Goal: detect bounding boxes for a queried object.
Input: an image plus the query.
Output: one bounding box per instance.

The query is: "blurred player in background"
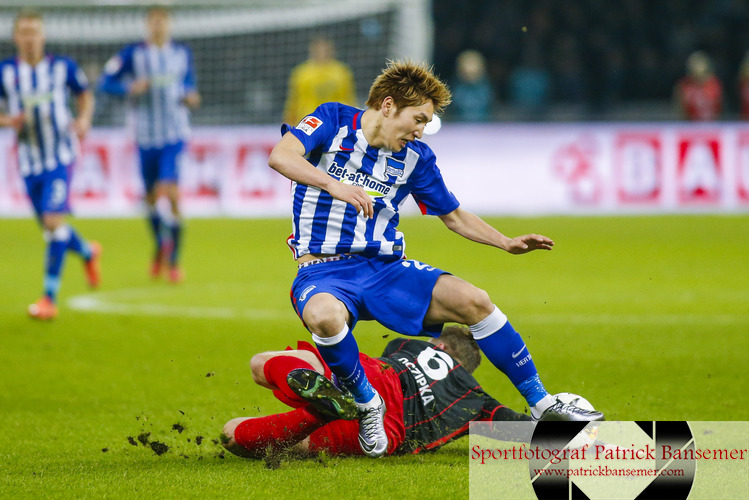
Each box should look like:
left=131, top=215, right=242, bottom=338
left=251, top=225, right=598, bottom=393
left=739, top=51, right=749, bottom=120
left=0, top=10, right=101, bottom=320
left=222, top=326, right=531, bottom=458
left=283, top=36, right=356, bottom=126
left=450, top=49, right=495, bottom=122
left=268, top=60, right=603, bottom=458
left=98, top=6, right=200, bottom=283
left=674, top=50, right=723, bottom=121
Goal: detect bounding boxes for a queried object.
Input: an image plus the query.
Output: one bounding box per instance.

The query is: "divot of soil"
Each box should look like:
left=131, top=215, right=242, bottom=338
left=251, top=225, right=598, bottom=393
left=137, top=432, right=151, bottom=446
left=150, top=441, right=169, bottom=456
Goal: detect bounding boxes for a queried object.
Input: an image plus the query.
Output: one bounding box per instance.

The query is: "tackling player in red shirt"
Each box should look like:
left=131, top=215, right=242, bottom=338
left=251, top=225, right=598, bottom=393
left=222, top=326, right=531, bottom=458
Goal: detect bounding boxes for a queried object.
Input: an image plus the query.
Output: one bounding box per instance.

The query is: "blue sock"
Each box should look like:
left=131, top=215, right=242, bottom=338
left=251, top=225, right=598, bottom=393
left=147, top=207, right=163, bottom=251
left=43, top=226, right=70, bottom=302
left=312, top=325, right=378, bottom=405
left=66, top=225, right=91, bottom=260
left=471, top=305, right=549, bottom=406
left=168, top=219, right=182, bottom=266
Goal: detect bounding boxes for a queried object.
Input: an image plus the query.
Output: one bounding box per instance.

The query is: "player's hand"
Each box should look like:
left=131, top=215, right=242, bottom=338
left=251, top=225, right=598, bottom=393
left=3, top=113, right=25, bottom=133
left=504, top=234, right=554, bottom=254
left=182, top=91, right=201, bottom=109
left=129, top=79, right=150, bottom=96
left=327, top=181, right=374, bottom=218
left=71, top=116, right=91, bottom=140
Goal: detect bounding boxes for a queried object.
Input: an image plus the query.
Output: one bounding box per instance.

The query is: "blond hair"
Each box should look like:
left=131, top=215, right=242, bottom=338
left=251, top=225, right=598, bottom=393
left=436, top=325, right=481, bottom=374
left=14, top=9, right=43, bottom=31
left=366, top=60, right=452, bottom=114
left=147, top=5, right=171, bottom=18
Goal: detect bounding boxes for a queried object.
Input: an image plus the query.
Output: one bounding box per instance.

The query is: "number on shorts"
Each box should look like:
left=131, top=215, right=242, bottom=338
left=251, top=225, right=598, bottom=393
left=50, top=179, right=67, bottom=209
left=401, top=259, right=435, bottom=271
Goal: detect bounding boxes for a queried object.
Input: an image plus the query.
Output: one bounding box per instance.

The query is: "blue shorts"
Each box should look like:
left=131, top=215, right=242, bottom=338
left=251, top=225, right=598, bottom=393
left=24, top=166, right=71, bottom=217
left=139, top=142, right=184, bottom=193
left=290, top=255, right=448, bottom=337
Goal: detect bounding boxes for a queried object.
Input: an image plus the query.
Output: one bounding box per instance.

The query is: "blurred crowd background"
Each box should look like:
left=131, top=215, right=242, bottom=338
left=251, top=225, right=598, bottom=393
left=433, top=0, right=749, bottom=121
left=2, top=0, right=748, bottom=124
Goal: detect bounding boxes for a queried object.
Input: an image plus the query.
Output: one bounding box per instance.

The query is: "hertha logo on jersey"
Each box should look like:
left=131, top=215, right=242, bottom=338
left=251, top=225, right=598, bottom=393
left=297, top=116, right=323, bottom=135
left=385, top=157, right=405, bottom=181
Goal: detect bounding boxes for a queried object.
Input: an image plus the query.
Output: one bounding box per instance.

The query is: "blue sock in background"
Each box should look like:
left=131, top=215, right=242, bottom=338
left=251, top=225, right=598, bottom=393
left=169, top=219, right=182, bottom=266
left=66, top=225, right=91, bottom=260
left=44, top=226, right=70, bottom=301
left=147, top=207, right=163, bottom=251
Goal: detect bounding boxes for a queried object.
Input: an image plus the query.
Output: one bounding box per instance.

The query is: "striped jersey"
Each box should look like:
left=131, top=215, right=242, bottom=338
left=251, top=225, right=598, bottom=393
left=284, top=102, right=460, bottom=259
left=0, top=55, right=88, bottom=177
left=379, top=339, right=531, bottom=454
left=98, top=41, right=196, bottom=148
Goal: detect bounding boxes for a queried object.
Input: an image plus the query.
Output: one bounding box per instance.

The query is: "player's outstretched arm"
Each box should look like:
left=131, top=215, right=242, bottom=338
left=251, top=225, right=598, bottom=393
left=438, top=207, right=554, bottom=254
left=72, top=90, right=94, bottom=139
left=268, top=133, right=373, bottom=218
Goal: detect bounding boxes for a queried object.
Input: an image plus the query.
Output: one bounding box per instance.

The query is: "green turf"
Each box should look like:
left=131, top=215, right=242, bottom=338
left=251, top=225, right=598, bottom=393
left=1, top=215, right=747, bottom=499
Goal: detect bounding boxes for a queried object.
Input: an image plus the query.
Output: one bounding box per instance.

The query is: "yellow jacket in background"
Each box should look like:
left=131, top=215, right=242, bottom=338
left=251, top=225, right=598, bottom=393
left=284, top=60, right=357, bottom=125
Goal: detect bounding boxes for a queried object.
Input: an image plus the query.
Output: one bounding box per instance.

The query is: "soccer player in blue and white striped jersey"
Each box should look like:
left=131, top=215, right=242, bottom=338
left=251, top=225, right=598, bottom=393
left=98, top=6, right=200, bottom=283
left=269, top=61, right=603, bottom=457
left=0, top=10, right=101, bottom=320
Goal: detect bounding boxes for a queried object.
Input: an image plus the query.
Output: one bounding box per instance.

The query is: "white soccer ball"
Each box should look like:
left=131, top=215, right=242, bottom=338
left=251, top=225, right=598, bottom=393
left=554, top=392, right=595, bottom=411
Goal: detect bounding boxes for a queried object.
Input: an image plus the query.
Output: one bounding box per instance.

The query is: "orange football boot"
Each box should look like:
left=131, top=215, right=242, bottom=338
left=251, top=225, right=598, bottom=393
left=28, top=296, right=58, bottom=321
left=168, top=265, right=184, bottom=284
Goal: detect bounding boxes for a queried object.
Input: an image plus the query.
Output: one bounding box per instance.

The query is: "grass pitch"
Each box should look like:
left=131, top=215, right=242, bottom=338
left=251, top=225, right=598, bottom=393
left=1, top=214, right=747, bottom=499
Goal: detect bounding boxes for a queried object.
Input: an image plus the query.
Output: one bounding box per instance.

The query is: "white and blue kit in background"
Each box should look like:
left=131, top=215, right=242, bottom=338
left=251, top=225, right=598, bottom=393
left=98, top=40, right=197, bottom=269
left=0, top=54, right=94, bottom=303
left=0, top=55, right=88, bottom=215
left=98, top=40, right=197, bottom=189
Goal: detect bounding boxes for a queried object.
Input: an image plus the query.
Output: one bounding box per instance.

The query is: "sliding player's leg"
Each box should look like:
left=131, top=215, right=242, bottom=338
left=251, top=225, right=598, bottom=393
left=298, top=350, right=405, bottom=456
left=250, top=346, right=328, bottom=408
left=224, top=345, right=349, bottom=458
left=224, top=346, right=405, bottom=458
left=297, top=292, right=387, bottom=457
left=222, top=409, right=326, bottom=458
